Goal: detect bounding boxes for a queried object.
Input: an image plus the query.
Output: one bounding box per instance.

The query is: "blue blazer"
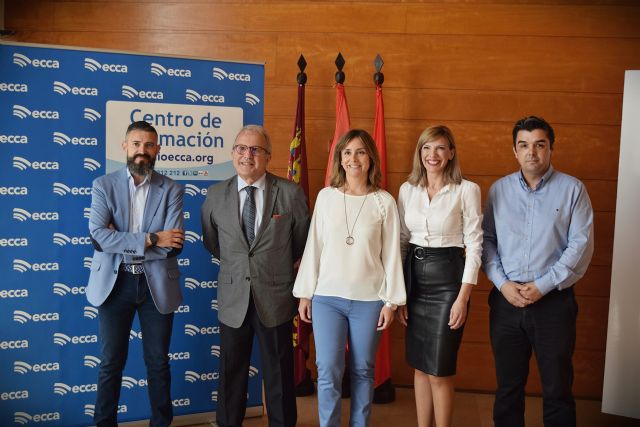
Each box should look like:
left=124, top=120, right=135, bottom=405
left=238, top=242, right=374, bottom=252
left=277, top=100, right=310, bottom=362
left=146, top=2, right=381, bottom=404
left=86, top=167, right=184, bottom=314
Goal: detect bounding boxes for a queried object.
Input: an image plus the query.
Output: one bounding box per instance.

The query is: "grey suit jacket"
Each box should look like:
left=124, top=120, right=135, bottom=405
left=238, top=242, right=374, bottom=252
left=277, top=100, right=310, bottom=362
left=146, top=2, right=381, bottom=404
left=86, top=167, right=184, bottom=314
left=201, top=172, right=310, bottom=328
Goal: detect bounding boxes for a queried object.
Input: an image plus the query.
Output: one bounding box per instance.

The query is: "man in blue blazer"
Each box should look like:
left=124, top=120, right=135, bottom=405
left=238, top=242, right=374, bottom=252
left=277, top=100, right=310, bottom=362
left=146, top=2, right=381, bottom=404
left=201, top=125, right=309, bottom=427
left=87, top=121, right=185, bottom=427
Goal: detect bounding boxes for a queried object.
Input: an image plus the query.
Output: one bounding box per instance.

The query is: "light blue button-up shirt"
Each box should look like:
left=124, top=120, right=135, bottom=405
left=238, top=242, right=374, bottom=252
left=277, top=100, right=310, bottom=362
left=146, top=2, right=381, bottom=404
left=482, top=166, right=594, bottom=296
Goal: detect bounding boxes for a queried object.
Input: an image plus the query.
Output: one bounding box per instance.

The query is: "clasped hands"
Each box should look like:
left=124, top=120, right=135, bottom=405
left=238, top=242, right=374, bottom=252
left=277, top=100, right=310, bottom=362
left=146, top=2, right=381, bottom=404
left=500, top=281, right=543, bottom=307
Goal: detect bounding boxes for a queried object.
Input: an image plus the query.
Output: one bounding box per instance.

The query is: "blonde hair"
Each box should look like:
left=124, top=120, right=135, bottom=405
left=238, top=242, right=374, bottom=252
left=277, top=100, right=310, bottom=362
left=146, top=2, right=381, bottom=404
left=407, top=125, right=462, bottom=187
left=329, top=129, right=381, bottom=191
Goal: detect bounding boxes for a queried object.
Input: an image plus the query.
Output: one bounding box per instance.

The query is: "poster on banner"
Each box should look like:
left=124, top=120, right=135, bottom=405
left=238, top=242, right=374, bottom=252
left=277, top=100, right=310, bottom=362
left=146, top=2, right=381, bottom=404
left=0, top=41, right=264, bottom=427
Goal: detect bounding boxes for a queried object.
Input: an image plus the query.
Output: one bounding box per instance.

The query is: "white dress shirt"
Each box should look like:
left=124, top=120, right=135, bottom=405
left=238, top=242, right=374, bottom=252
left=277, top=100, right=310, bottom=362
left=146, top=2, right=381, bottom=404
left=398, top=179, right=483, bottom=285
left=237, top=174, right=266, bottom=233
left=126, top=169, right=150, bottom=264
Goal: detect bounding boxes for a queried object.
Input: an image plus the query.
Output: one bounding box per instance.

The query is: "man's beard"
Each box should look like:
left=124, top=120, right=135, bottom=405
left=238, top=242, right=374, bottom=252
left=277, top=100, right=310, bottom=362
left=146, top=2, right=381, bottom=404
left=127, top=154, right=155, bottom=176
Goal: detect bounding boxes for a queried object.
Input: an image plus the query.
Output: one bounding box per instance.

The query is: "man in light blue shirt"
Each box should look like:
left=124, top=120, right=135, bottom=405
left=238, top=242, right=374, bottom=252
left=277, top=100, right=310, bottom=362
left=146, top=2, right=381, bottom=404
left=482, top=116, right=594, bottom=427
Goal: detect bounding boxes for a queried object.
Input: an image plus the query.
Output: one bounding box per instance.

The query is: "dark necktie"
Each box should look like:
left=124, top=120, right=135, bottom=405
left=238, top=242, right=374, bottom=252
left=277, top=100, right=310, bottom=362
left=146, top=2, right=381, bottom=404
left=242, top=186, right=256, bottom=245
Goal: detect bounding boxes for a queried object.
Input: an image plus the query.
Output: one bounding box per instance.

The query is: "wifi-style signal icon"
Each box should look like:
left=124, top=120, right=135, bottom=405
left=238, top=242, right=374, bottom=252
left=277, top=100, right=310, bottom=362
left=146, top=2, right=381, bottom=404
left=13, top=310, right=31, bottom=324
left=210, top=345, right=221, bottom=357
left=211, top=391, right=218, bottom=402
left=248, top=366, right=259, bottom=378
left=84, top=355, right=101, bottom=368
left=184, top=231, right=201, bottom=243
left=53, top=131, right=70, bottom=146
left=211, top=299, right=219, bottom=311
left=12, top=156, right=30, bottom=170
left=121, top=376, right=137, bottom=389
left=53, top=182, right=71, bottom=196
left=13, top=53, right=31, bottom=67
left=14, top=412, right=32, bottom=425
left=212, top=67, right=228, bottom=80
left=83, top=257, right=93, bottom=269
left=83, top=157, right=101, bottom=171
left=84, top=57, right=101, bottom=71
left=13, top=259, right=30, bottom=273
left=83, top=108, right=101, bottom=122
left=184, top=184, right=201, bottom=196
left=53, top=382, right=72, bottom=395
left=184, top=278, right=199, bottom=290
left=129, top=329, right=142, bottom=340
left=13, top=208, right=30, bottom=222
left=84, top=404, right=96, bottom=417
left=83, top=306, right=98, bottom=319
left=53, top=282, right=71, bottom=296
left=121, top=85, right=138, bottom=99
left=184, top=371, right=199, bottom=383
left=211, top=256, right=220, bottom=266
left=13, top=361, right=31, bottom=374
left=184, top=324, right=199, bottom=336
left=53, top=233, right=71, bottom=246
left=53, top=81, right=71, bottom=95
left=185, top=89, right=201, bottom=103
left=53, top=332, right=72, bottom=346
left=245, top=93, right=260, bottom=106
left=83, top=207, right=91, bottom=219
left=12, top=105, right=30, bottom=119
left=150, top=62, right=167, bottom=76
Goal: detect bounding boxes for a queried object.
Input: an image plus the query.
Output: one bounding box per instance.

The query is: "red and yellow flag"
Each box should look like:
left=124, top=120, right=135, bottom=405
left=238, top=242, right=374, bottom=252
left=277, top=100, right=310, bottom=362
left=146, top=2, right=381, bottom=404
left=324, top=83, right=351, bottom=186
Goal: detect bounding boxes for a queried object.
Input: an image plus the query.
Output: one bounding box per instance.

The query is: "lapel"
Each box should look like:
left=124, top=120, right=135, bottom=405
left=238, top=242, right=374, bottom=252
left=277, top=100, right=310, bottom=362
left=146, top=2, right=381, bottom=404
left=115, top=168, right=131, bottom=231
left=226, top=176, right=249, bottom=249
left=142, top=171, right=164, bottom=232
left=251, top=173, right=278, bottom=248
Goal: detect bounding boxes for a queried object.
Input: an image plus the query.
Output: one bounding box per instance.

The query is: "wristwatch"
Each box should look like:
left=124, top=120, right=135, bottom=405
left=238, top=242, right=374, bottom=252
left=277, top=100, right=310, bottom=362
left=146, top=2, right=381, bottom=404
left=149, top=232, right=158, bottom=247
left=384, top=301, right=397, bottom=311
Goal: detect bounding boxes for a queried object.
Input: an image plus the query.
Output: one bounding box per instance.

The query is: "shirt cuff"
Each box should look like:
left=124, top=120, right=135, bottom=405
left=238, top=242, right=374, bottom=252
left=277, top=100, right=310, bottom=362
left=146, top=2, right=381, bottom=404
left=533, top=274, right=556, bottom=296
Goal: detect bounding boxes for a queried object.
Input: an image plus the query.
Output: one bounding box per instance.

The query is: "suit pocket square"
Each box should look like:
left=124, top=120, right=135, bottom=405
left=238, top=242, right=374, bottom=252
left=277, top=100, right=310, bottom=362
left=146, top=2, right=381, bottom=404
left=272, top=213, right=289, bottom=219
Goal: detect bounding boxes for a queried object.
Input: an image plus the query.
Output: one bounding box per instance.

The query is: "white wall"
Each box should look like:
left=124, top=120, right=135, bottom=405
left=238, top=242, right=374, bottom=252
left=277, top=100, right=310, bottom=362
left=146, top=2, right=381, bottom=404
left=602, top=70, right=640, bottom=419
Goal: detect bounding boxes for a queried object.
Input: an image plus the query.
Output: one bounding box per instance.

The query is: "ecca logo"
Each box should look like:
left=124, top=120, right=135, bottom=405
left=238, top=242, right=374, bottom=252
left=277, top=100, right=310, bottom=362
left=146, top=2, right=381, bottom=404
left=14, top=360, right=60, bottom=374
left=53, top=131, right=98, bottom=146
left=184, top=370, right=219, bottom=382
left=0, top=82, right=28, bottom=92
left=13, top=310, right=59, bottom=323
left=53, top=80, right=99, bottom=96
left=122, top=84, right=164, bottom=100
left=52, top=182, right=92, bottom=196
left=14, top=411, right=61, bottom=424
left=84, top=57, right=128, bottom=73
left=0, top=237, right=28, bottom=247
left=13, top=52, right=60, bottom=68
left=53, top=332, right=97, bottom=346
left=212, top=67, right=251, bottom=82
left=185, top=88, right=225, bottom=104
left=13, top=156, right=59, bottom=170
left=184, top=324, right=220, bottom=336
left=0, top=186, right=28, bottom=196
left=13, top=208, right=59, bottom=221
left=150, top=62, right=191, bottom=77
left=0, top=134, right=28, bottom=144
left=13, top=259, right=59, bottom=273
left=13, top=104, right=60, bottom=120
left=52, top=232, right=91, bottom=246
left=1, top=390, right=29, bottom=400
left=53, top=282, right=86, bottom=296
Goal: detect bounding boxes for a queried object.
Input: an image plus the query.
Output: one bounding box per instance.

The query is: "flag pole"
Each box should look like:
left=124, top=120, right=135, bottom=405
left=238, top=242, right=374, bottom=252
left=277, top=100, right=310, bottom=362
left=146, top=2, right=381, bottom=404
left=288, top=54, right=314, bottom=397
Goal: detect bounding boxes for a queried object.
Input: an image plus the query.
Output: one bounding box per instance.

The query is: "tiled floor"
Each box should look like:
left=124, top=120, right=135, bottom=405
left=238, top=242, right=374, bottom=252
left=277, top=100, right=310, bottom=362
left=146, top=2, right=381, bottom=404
left=182, top=386, right=640, bottom=426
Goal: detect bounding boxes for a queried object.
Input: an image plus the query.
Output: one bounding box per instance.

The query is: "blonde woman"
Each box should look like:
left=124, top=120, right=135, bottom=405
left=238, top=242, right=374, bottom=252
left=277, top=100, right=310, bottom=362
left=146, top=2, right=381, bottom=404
left=397, top=125, right=483, bottom=427
left=293, top=129, right=406, bottom=427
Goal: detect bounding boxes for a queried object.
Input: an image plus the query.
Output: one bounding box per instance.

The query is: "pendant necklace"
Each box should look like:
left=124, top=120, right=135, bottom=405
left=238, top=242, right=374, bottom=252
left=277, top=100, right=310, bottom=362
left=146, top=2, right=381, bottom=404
left=343, top=187, right=368, bottom=245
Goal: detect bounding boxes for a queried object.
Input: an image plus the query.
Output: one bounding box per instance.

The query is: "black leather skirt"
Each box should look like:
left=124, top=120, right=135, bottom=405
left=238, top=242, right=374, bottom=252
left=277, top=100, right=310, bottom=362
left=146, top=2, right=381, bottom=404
left=405, top=244, right=466, bottom=376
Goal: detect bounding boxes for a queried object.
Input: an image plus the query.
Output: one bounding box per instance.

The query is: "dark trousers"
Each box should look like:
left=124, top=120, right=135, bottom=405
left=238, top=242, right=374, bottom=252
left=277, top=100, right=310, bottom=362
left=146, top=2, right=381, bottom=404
left=489, top=287, right=578, bottom=427
left=94, top=271, right=174, bottom=427
left=216, top=298, right=297, bottom=427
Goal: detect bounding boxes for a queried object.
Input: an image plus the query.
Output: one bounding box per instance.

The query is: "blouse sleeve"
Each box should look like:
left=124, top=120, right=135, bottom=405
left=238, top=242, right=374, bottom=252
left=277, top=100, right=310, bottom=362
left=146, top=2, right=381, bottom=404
left=292, top=189, right=325, bottom=299
left=397, top=182, right=411, bottom=263
left=461, top=181, right=484, bottom=285
left=377, top=192, right=407, bottom=306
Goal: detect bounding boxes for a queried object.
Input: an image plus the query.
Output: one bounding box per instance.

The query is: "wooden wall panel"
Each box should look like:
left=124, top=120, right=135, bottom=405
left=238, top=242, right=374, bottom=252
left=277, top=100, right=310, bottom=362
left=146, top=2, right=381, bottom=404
left=5, top=0, right=635, bottom=400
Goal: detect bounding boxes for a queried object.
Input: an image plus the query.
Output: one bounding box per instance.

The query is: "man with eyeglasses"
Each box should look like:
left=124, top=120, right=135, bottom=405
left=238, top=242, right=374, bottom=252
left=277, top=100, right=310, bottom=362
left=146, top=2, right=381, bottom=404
left=201, top=125, right=310, bottom=427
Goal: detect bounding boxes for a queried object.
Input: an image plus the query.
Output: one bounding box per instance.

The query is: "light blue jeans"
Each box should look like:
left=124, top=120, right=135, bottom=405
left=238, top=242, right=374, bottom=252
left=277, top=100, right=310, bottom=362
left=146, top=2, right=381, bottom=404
left=312, top=295, right=383, bottom=427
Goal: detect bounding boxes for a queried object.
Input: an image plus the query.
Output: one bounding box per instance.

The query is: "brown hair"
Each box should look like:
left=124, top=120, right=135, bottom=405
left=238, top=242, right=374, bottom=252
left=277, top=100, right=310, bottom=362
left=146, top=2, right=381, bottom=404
left=329, top=129, right=381, bottom=191
left=407, top=125, right=462, bottom=187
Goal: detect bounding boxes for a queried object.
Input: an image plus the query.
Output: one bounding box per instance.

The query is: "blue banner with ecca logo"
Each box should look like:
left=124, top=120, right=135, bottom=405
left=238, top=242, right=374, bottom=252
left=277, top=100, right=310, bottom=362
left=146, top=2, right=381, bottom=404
left=0, top=41, right=265, bottom=426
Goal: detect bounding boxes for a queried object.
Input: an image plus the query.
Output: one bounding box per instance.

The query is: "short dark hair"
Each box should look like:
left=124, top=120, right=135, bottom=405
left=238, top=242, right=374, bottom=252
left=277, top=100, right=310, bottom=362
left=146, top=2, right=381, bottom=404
left=512, top=116, right=555, bottom=149
left=126, top=121, right=158, bottom=137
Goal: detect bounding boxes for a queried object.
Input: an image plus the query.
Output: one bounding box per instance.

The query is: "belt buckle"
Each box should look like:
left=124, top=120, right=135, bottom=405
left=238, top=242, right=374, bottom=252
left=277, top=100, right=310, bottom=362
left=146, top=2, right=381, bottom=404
left=414, top=247, right=426, bottom=260
left=123, top=264, right=144, bottom=275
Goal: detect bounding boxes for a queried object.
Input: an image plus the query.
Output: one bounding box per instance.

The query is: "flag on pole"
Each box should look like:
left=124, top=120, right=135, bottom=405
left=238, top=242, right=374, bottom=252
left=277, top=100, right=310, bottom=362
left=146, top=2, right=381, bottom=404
left=287, top=82, right=313, bottom=391
left=324, top=83, right=351, bottom=186
left=372, top=82, right=393, bottom=390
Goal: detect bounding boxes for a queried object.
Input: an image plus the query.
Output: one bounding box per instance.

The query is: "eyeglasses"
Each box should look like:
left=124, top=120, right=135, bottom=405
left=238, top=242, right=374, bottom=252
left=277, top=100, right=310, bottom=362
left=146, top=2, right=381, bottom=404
left=232, top=144, right=270, bottom=157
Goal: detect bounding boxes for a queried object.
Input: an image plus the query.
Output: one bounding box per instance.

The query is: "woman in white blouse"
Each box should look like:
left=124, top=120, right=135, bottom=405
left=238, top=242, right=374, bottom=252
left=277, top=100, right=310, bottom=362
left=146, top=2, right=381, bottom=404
left=293, top=129, right=406, bottom=427
left=397, top=125, right=483, bottom=427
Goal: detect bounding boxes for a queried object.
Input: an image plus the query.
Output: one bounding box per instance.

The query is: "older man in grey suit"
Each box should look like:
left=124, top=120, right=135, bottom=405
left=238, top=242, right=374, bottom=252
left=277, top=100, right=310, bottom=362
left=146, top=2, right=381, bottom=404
left=87, top=121, right=185, bottom=427
left=201, top=125, right=310, bottom=427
